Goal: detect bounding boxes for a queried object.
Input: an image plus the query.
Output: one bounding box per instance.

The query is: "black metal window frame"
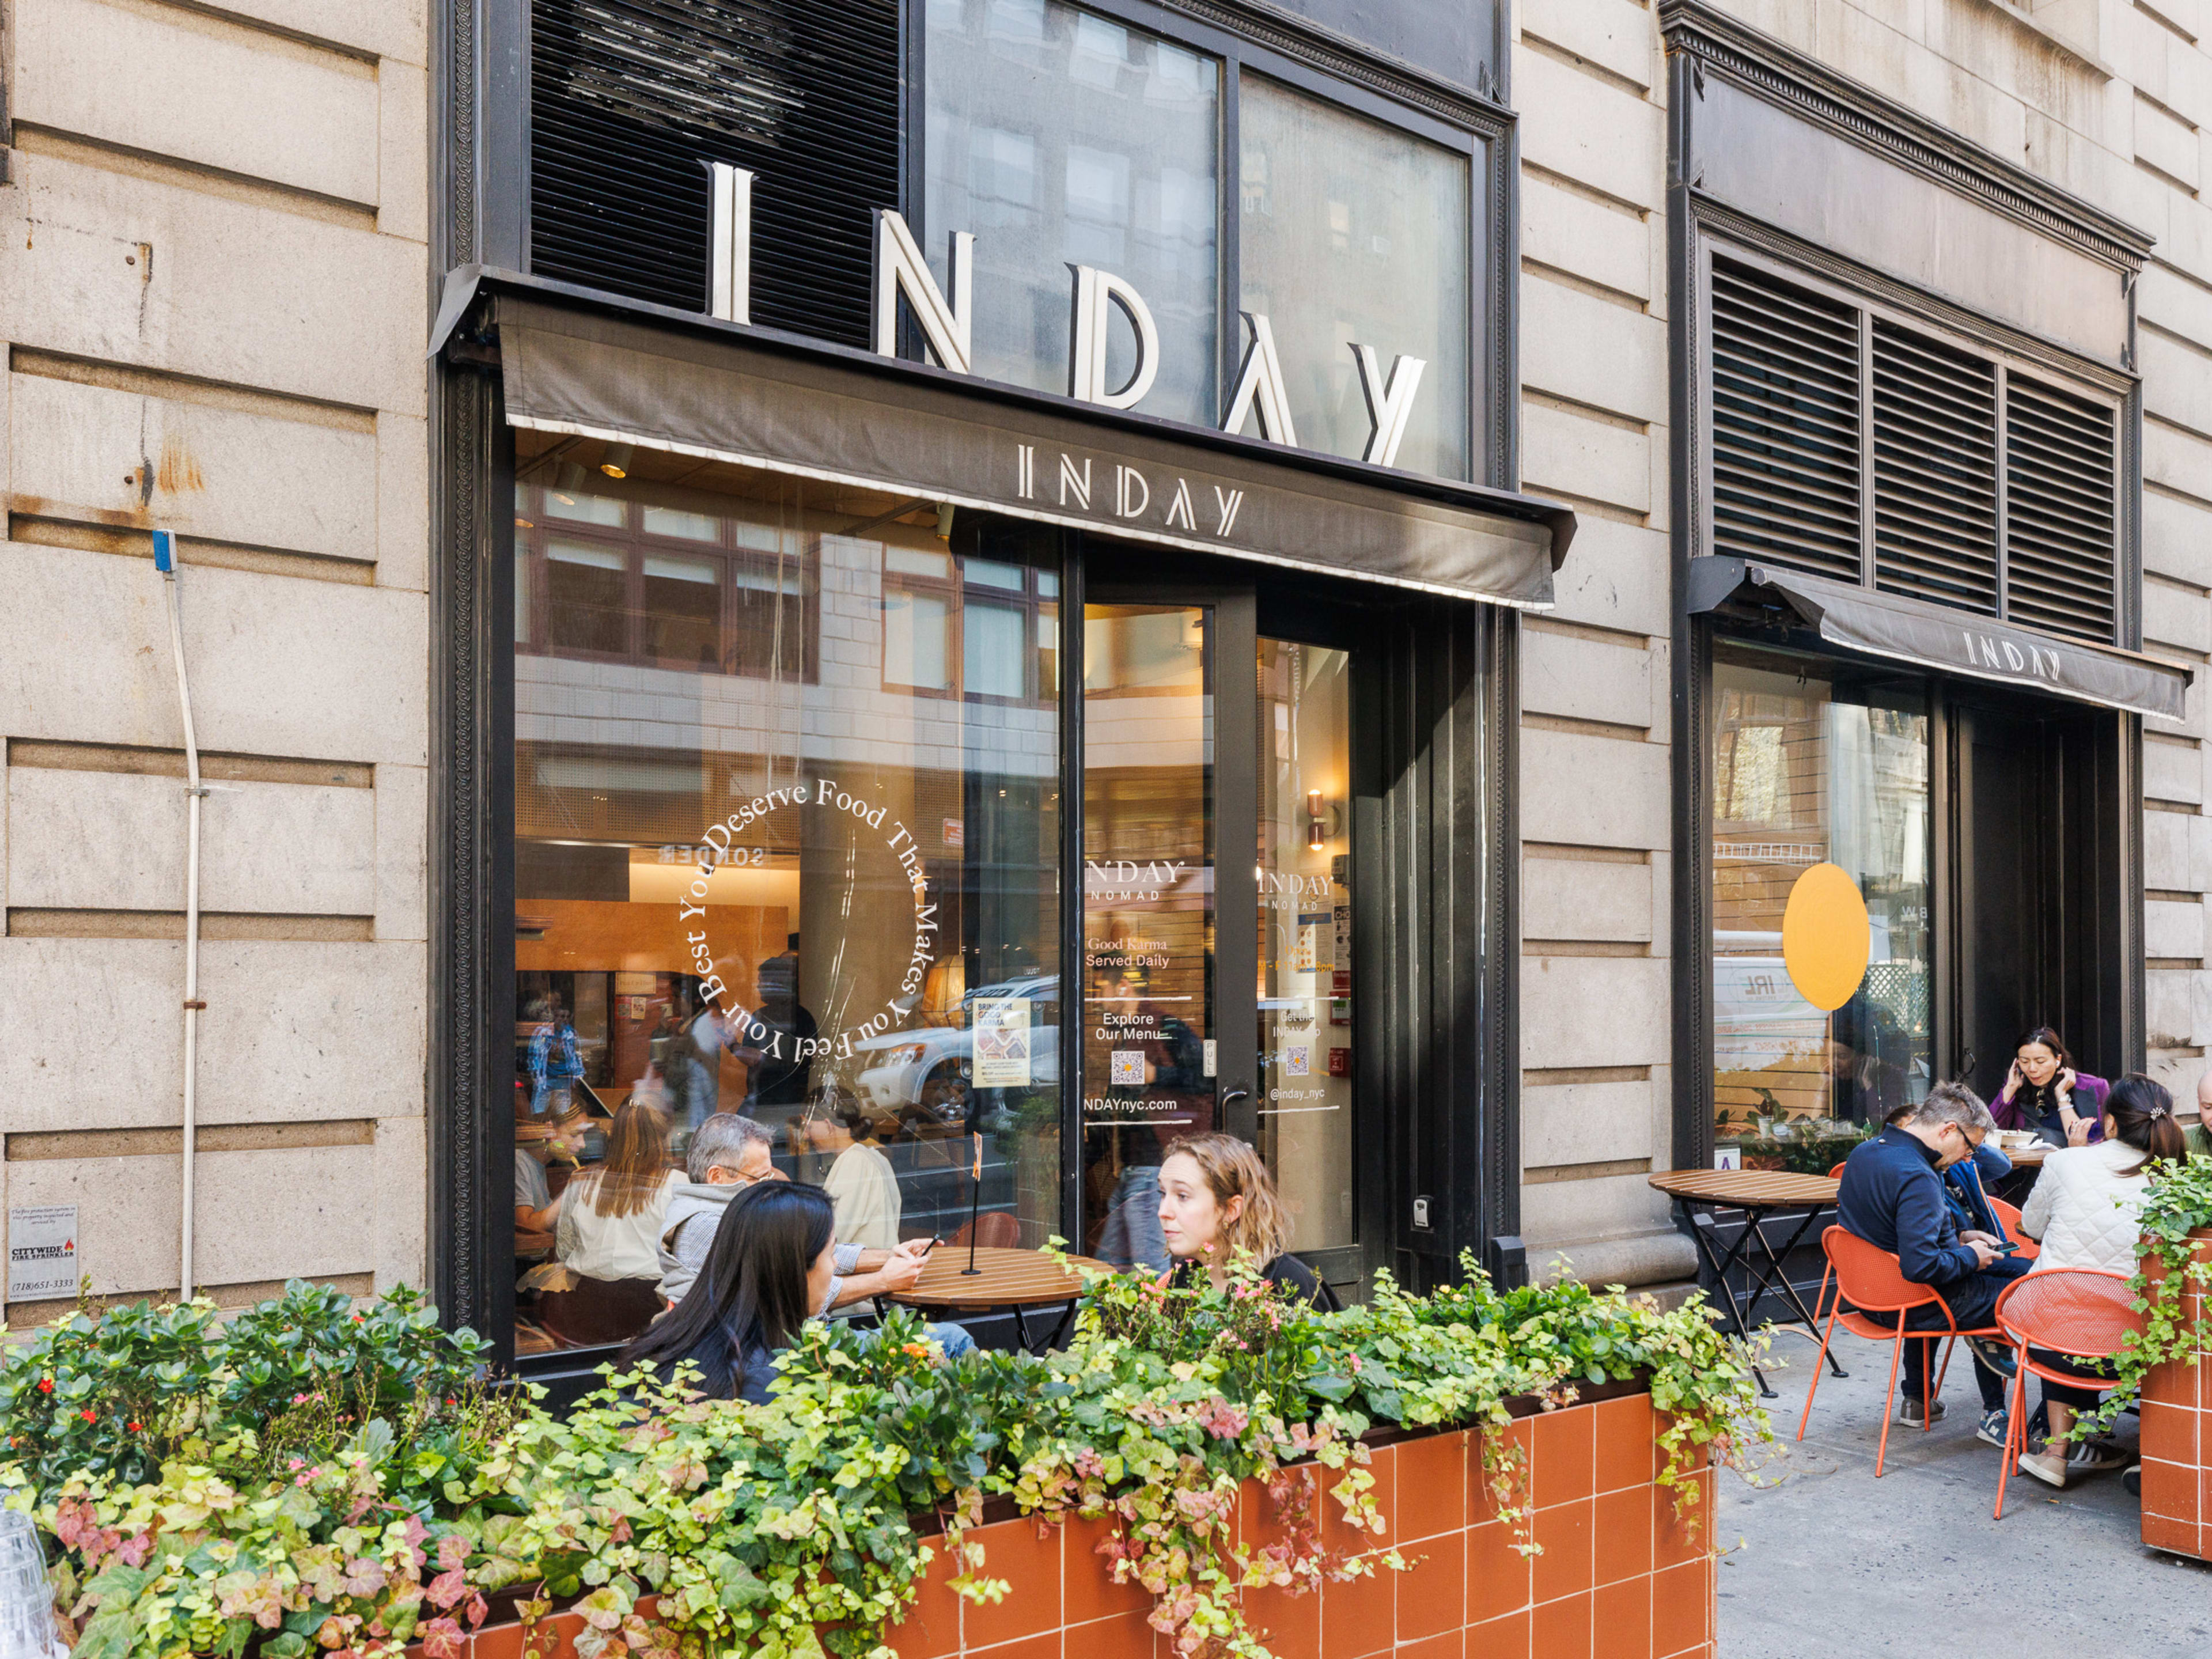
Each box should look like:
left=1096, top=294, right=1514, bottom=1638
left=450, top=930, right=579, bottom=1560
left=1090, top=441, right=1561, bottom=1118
left=505, top=0, right=1520, bottom=490
left=1692, top=233, right=2134, bottom=646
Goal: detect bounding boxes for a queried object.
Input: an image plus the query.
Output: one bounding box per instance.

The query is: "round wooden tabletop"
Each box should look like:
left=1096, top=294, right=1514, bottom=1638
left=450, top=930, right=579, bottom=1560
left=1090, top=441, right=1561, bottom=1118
left=886, top=1245, right=1114, bottom=1310
left=1647, top=1168, right=1841, bottom=1207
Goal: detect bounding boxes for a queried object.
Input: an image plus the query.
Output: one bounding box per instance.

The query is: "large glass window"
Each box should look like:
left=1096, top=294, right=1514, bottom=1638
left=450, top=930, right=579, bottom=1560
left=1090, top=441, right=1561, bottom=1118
left=1238, top=77, right=1471, bottom=480
left=511, top=441, right=1060, bottom=1359
left=1710, top=642, right=1931, bottom=1156
left=926, top=0, right=1220, bottom=426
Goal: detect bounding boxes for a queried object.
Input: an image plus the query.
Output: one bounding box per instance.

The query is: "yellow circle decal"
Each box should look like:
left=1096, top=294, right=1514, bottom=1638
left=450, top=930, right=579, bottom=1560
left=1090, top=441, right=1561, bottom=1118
left=1781, top=862, right=1872, bottom=1013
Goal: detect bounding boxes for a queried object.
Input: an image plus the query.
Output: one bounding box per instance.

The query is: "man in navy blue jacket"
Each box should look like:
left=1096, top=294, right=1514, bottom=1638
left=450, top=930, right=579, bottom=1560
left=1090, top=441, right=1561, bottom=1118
left=1837, top=1082, right=2032, bottom=1445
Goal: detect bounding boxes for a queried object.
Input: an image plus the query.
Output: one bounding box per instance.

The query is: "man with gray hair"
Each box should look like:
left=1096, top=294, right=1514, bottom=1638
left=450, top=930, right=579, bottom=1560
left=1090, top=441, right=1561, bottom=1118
left=1835, top=1081, right=2032, bottom=1447
left=657, top=1113, right=929, bottom=1310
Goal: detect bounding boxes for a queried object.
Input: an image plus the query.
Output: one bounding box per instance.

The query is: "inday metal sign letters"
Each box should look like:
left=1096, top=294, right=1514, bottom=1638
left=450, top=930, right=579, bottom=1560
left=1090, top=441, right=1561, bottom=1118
left=702, top=160, right=1429, bottom=468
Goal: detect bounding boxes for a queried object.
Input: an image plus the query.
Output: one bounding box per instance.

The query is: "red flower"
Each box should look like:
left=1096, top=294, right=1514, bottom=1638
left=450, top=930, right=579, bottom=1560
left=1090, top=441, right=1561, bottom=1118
left=78, top=1410, right=96, bottom=1423
left=35, top=1379, right=52, bottom=1395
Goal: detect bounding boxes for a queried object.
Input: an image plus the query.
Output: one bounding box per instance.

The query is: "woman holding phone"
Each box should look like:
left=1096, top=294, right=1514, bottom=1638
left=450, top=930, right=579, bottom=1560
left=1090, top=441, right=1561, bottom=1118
left=1991, top=1027, right=2108, bottom=1146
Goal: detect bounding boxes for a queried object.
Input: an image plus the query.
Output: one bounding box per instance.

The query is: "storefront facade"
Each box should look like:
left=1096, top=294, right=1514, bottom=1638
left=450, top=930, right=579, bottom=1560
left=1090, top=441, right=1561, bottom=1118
left=430, top=0, right=1566, bottom=1373
left=1660, top=5, right=2188, bottom=1177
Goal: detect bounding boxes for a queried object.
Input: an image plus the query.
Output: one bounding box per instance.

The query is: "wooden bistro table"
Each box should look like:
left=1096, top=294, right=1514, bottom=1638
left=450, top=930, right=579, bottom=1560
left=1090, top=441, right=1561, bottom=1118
left=885, top=1245, right=1112, bottom=1353
left=1647, top=1167, right=1848, bottom=1399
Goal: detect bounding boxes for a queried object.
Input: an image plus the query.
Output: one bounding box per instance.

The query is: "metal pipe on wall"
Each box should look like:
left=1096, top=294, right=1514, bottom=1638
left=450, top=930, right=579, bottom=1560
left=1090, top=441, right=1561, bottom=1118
left=154, top=530, right=203, bottom=1301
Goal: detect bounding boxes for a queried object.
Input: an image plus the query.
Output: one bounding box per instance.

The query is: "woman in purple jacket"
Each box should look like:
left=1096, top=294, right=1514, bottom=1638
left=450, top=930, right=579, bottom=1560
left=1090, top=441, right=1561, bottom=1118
left=1991, top=1026, right=2108, bottom=1146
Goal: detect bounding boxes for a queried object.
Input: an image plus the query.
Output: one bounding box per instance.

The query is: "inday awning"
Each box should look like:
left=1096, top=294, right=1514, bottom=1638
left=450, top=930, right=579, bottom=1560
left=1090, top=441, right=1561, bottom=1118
left=1688, top=556, right=2191, bottom=720
left=474, top=282, right=1573, bottom=608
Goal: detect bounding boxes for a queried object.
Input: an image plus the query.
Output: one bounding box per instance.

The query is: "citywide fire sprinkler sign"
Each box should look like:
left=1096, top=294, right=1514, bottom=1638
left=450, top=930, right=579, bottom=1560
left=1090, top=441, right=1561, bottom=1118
left=9, top=1205, right=78, bottom=1302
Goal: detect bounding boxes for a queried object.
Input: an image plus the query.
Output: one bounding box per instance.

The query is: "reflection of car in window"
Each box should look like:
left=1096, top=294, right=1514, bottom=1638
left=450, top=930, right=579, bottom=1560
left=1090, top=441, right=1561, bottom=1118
left=853, top=976, right=1060, bottom=1120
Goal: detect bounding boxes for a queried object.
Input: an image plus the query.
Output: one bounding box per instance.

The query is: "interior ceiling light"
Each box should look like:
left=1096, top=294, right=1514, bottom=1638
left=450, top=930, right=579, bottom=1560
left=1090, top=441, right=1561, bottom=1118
left=552, top=459, right=588, bottom=502
left=935, top=501, right=956, bottom=541
left=600, top=441, right=635, bottom=479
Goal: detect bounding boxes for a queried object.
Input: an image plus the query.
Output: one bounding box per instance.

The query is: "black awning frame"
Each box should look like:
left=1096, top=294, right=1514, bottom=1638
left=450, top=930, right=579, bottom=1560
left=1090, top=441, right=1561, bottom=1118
left=1688, top=556, right=2191, bottom=721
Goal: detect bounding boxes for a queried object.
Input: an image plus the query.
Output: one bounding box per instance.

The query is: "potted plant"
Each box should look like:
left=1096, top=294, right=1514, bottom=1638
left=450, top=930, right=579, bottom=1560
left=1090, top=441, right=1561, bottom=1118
left=2118, top=1156, right=2212, bottom=1560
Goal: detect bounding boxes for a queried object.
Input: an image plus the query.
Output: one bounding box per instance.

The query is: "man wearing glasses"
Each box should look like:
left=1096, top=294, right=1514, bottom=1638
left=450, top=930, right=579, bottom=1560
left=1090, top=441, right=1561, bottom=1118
left=1835, top=1082, right=2033, bottom=1450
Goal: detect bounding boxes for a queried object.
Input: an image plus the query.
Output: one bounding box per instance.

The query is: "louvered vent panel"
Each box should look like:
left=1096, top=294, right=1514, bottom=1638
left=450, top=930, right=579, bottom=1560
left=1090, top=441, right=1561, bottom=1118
left=2005, top=376, right=2117, bottom=644
left=529, top=0, right=899, bottom=349
left=1709, top=260, right=1864, bottom=582
left=1871, top=319, right=1999, bottom=614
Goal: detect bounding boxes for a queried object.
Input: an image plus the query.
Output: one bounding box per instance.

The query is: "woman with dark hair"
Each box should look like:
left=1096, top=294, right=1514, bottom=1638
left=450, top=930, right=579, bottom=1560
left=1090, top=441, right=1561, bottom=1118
left=623, top=1181, right=838, bottom=1403
left=1991, top=1026, right=2109, bottom=1146
left=2012, top=1074, right=2188, bottom=1488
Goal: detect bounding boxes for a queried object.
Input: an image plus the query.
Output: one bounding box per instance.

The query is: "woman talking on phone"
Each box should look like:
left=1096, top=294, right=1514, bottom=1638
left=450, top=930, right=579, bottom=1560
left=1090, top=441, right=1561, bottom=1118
left=1991, top=1026, right=2109, bottom=1147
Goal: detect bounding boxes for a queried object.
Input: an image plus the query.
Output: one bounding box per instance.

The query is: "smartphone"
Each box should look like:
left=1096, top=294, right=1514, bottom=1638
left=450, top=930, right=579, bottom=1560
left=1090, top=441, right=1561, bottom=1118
left=918, top=1237, right=941, bottom=1255
left=1990, top=1238, right=2020, bottom=1256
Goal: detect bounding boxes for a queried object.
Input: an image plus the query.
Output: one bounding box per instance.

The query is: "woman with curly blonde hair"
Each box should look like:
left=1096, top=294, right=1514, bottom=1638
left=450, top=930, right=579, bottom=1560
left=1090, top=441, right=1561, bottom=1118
left=1156, top=1132, right=1337, bottom=1309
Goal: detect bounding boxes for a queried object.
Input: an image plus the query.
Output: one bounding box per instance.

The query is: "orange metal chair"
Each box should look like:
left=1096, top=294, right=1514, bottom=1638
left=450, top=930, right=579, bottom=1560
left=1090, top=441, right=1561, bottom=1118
left=1991, top=1268, right=2145, bottom=1520
left=1987, top=1198, right=2040, bottom=1263
left=1805, top=1163, right=1855, bottom=1328
left=1797, top=1226, right=2003, bottom=1475
left=950, top=1211, right=1021, bottom=1249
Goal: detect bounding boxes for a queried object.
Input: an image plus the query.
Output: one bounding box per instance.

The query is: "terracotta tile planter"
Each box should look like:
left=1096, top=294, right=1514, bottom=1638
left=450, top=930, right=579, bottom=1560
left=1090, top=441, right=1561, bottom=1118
left=2138, top=1231, right=2212, bottom=1562
left=418, top=1388, right=1714, bottom=1659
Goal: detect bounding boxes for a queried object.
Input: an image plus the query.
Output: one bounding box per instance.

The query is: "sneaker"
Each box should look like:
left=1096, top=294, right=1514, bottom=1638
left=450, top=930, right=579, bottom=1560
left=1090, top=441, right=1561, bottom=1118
left=2017, top=1448, right=2069, bottom=1488
left=2124, top=1464, right=2142, bottom=1497
left=1976, top=1408, right=2010, bottom=1449
left=2063, top=1438, right=2130, bottom=1474
left=1967, top=1336, right=2018, bottom=1378
left=1899, top=1394, right=1946, bottom=1425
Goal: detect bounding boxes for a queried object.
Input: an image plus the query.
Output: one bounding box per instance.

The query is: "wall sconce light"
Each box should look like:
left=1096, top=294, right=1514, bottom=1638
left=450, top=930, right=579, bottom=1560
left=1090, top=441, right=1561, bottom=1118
left=935, top=501, right=956, bottom=541
left=1306, top=789, right=1326, bottom=851
left=600, top=441, right=635, bottom=479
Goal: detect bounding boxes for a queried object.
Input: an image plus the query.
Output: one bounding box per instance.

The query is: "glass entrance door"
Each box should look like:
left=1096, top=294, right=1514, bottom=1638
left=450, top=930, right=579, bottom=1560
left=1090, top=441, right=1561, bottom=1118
left=1080, top=582, right=1359, bottom=1279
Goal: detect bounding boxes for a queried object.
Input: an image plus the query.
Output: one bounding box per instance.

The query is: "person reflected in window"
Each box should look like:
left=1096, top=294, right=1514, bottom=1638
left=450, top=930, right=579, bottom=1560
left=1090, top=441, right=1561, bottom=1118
left=540, top=1099, right=681, bottom=1347
left=661, top=982, right=724, bottom=1134
left=735, top=940, right=819, bottom=1109
left=1094, top=1125, right=1168, bottom=1271
left=1991, top=1027, right=2108, bottom=1146
left=1156, top=1132, right=1338, bottom=1310
left=526, top=994, right=585, bottom=1119
left=809, top=1089, right=903, bottom=1251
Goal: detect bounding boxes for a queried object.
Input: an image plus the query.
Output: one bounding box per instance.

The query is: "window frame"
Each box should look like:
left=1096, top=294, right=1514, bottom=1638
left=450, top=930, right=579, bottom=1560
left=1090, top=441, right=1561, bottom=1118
left=905, top=0, right=1507, bottom=486
left=878, top=537, right=1061, bottom=705
left=514, top=481, right=822, bottom=683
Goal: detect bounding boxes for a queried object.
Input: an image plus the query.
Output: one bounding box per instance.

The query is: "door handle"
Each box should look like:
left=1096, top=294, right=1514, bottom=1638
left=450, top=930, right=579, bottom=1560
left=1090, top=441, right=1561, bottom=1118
left=1222, top=1088, right=1250, bottom=1108
left=1959, top=1048, right=1977, bottom=1082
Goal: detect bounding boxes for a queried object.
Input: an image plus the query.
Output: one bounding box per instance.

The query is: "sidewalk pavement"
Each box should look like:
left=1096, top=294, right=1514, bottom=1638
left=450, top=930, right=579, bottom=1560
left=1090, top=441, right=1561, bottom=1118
left=1715, top=1323, right=2212, bottom=1658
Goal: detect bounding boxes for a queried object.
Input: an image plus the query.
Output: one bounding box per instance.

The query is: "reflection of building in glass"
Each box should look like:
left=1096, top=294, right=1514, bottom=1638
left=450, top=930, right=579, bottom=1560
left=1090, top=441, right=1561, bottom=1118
left=1710, top=645, right=1931, bottom=1143
left=509, top=455, right=1062, bottom=1354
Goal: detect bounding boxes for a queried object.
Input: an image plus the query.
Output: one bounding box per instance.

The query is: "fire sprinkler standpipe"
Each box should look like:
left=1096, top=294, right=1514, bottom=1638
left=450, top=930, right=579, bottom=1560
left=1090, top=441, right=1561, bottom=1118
left=154, top=530, right=204, bottom=1301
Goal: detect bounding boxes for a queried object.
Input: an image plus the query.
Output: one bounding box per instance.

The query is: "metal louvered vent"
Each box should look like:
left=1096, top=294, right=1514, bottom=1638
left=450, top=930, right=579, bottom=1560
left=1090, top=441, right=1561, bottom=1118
left=528, top=0, right=899, bottom=348
left=1709, top=259, right=1864, bottom=582
left=2006, top=376, right=2117, bottom=643
left=1872, top=319, right=1999, bottom=615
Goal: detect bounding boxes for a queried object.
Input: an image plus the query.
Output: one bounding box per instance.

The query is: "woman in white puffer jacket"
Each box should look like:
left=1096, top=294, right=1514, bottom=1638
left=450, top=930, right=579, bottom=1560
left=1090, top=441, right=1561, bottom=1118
left=2013, top=1074, right=2187, bottom=1487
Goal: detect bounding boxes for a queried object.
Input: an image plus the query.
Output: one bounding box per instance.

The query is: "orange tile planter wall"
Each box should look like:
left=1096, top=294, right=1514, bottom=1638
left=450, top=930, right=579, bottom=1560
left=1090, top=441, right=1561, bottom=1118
left=416, top=1390, right=1713, bottom=1659
left=2138, top=1232, right=2212, bottom=1562
left=885, top=1389, right=1712, bottom=1659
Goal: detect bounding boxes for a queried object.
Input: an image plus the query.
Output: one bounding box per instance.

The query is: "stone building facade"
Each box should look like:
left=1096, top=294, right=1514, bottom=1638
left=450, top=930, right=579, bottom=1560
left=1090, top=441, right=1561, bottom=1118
left=0, top=0, right=2203, bottom=1323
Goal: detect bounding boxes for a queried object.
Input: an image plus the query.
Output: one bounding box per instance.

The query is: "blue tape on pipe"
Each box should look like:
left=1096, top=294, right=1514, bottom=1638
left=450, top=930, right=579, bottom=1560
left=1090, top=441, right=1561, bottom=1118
left=152, top=529, right=176, bottom=572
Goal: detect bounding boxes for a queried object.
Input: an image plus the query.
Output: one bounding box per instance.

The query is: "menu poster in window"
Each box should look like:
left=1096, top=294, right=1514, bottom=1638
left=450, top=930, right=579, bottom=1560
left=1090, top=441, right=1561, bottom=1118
left=972, top=996, right=1032, bottom=1088
left=9, top=1205, right=78, bottom=1303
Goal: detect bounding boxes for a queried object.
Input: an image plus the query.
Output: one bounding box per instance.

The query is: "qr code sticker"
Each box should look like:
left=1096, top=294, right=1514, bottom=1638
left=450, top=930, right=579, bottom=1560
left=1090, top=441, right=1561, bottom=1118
left=1111, top=1049, right=1144, bottom=1085
left=1285, top=1045, right=1310, bottom=1077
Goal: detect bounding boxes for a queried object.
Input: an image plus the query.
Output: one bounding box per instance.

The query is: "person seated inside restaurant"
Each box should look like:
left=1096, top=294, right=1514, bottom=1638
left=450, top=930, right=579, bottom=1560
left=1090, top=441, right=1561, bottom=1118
left=658, top=1112, right=932, bottom=1313
left=2011, top=1074, right=2187, bottom=1490
left=810, top=1089, right=903, bottom=1251
left=628, top=1181, right=974, bottom=1402
left=1837, top=1082, right=2032, bottom=1445
left=539, top=1099, right=682, bottom=1347
left=1157, top=1132, right=1339, bottom=1309
left=1991, top=1025, right=2108, bottom=1146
